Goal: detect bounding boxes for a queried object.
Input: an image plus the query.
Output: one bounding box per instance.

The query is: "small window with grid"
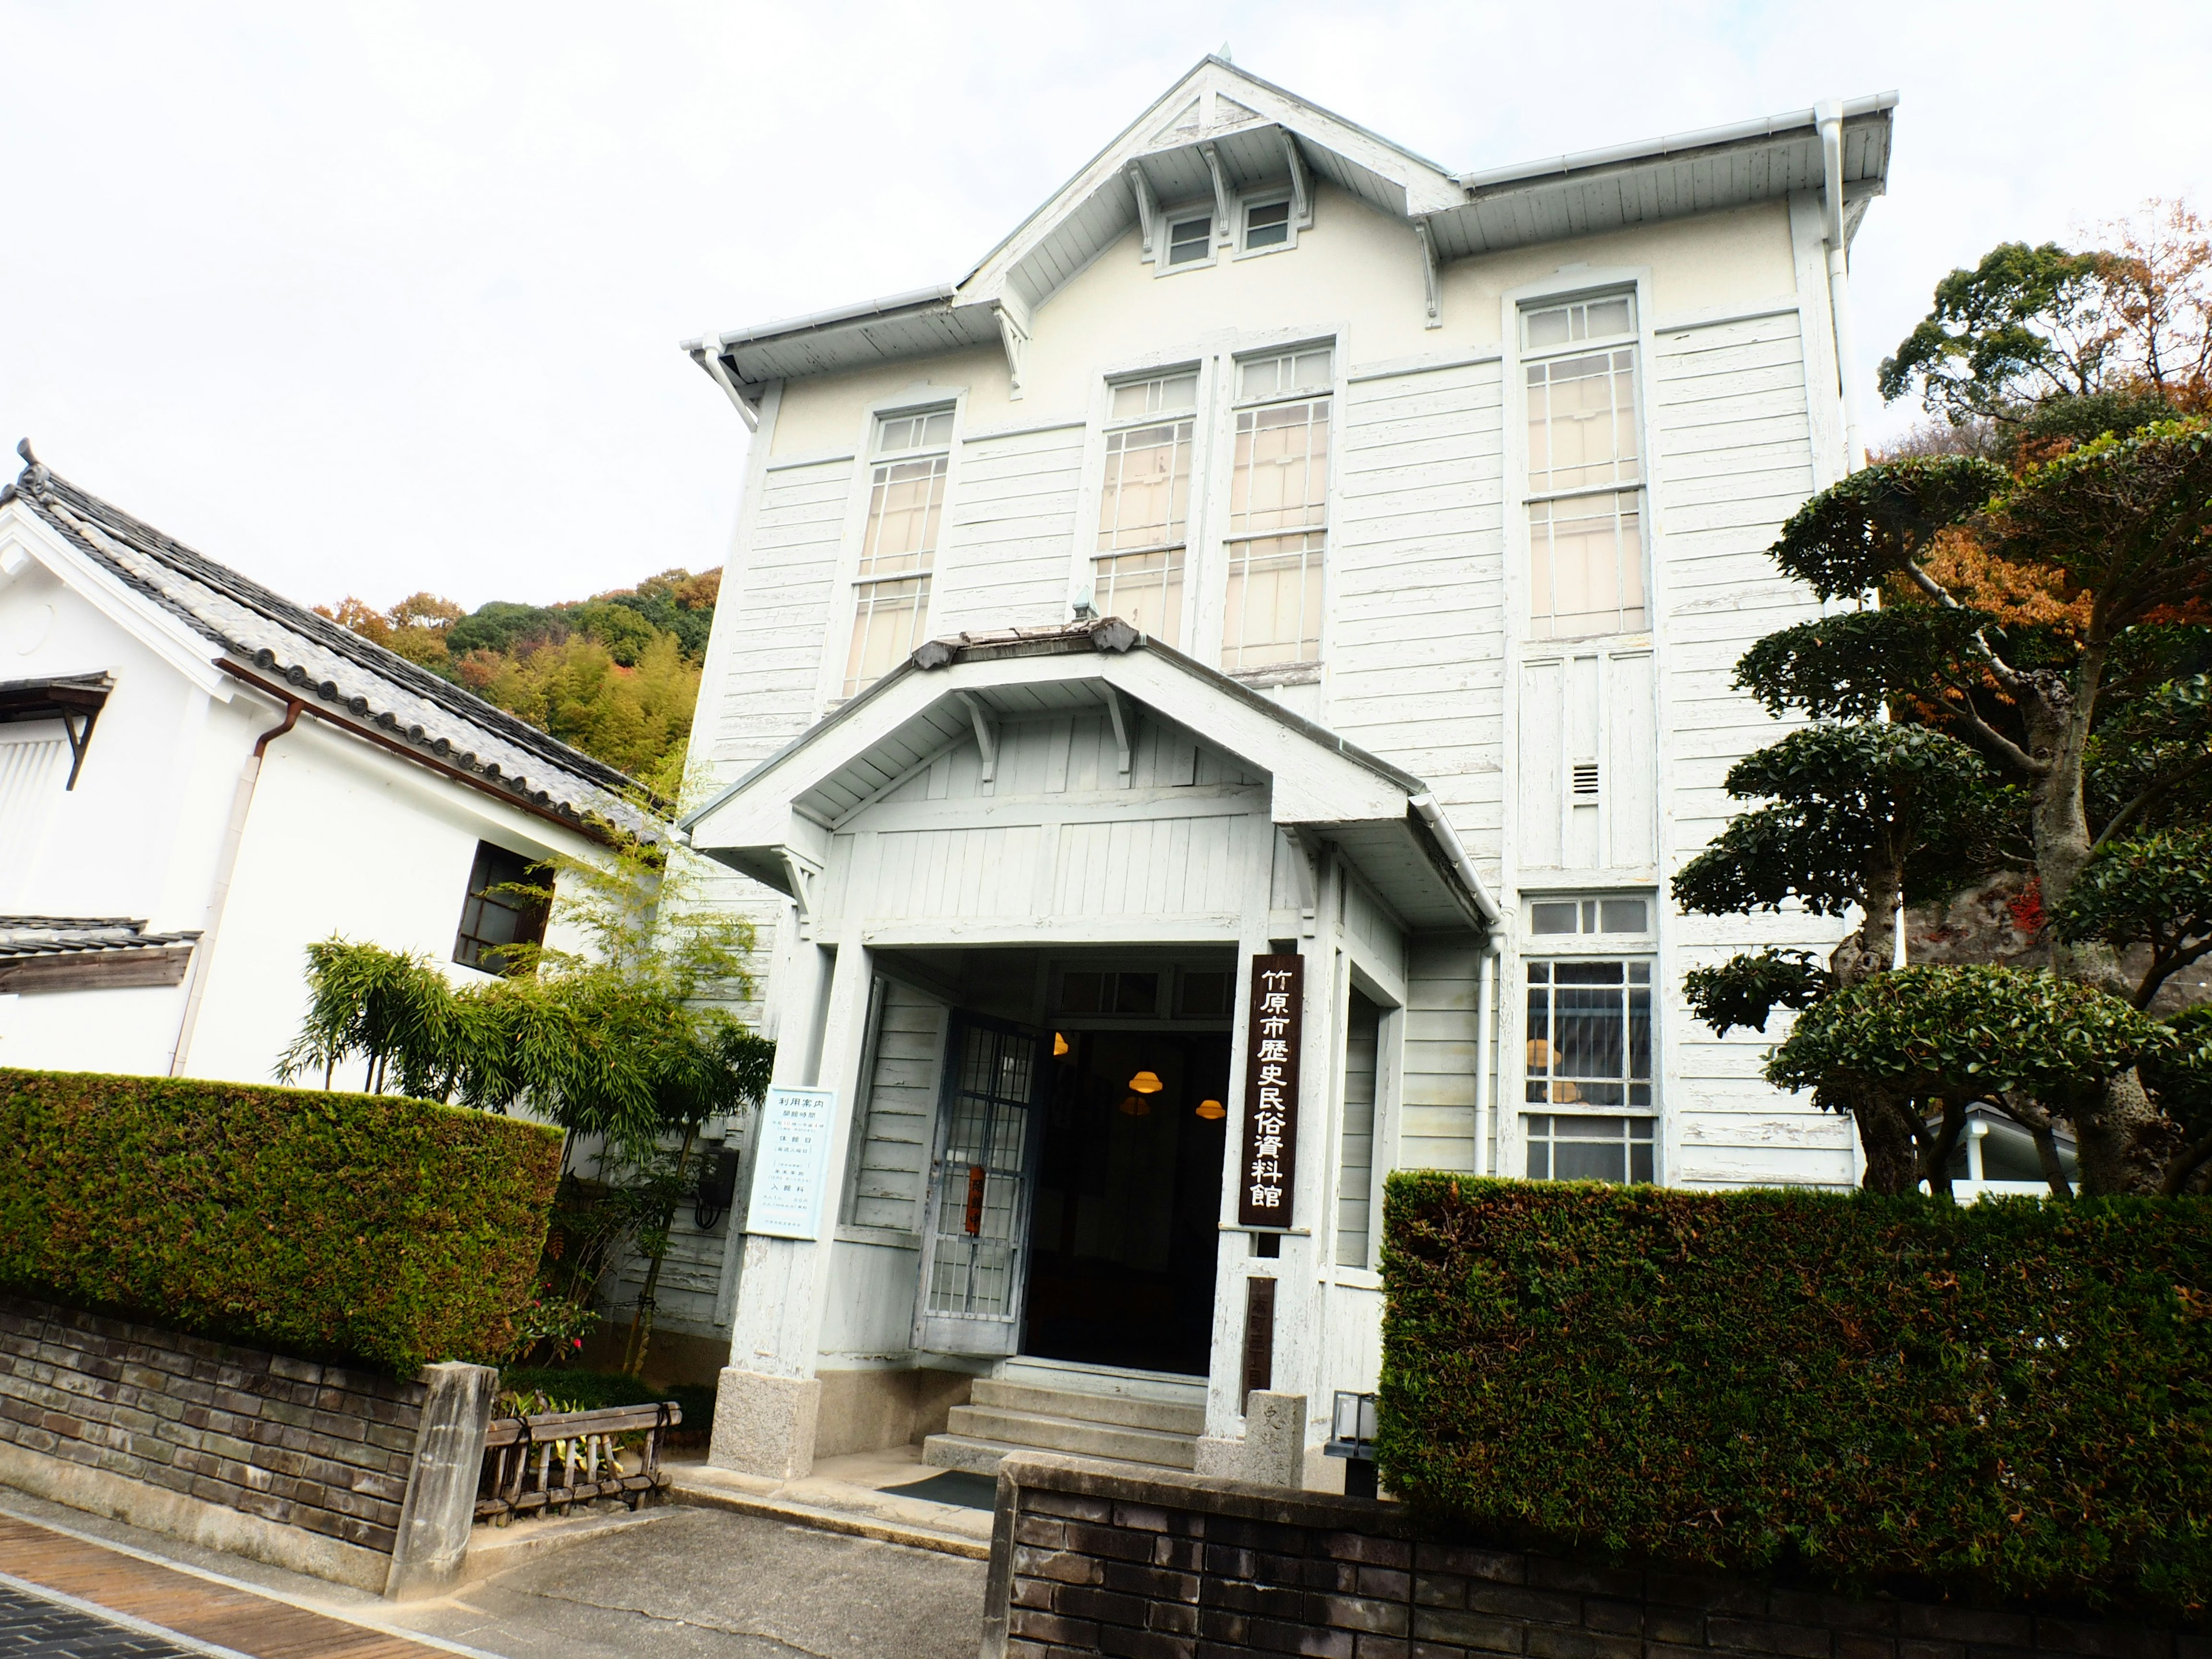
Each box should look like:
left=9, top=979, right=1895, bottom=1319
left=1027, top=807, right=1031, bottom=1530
left=1521, top=293, right=1646, bottom=640
left=1166, top=215, right=1212, bottom=266
left=1525, top=959, right=1652, bottom=1109
left=844, top=408, right=954, bottom=698
left=1524, top=1114, right=1654, bottom=1183
left=1224, top=345, right=1333, bottom=673
left=1243, top=198, right=1291, bottom=251
left=453, top=841, right=550, bottom=975
left=1093, top=371, right=1199, bottom=646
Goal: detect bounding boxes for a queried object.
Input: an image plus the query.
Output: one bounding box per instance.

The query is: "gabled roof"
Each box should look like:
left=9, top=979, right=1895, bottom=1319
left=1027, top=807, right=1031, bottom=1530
left=682, top=59, right=1895, bottom=395
left=681, top=619, right=1495, bottom=936
left=0, top=445, right=659, bottom=840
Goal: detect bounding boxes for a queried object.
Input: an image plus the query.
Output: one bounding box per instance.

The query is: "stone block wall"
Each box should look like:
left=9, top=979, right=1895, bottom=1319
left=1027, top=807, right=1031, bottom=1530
left=983, top=1453, right=2203, bottom=1659
left=0, top=1291, right=491, bottom=1595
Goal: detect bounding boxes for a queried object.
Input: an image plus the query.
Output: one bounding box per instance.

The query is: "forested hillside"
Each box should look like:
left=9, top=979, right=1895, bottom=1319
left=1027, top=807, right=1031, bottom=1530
left=318, top=568, right=718, bottom=789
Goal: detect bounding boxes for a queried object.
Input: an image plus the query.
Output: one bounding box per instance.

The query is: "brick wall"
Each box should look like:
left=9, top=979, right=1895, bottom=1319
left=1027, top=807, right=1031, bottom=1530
left=0, top=1292, right=425, bottom=1558
left=984, top=1454, right=2203, bottom=1659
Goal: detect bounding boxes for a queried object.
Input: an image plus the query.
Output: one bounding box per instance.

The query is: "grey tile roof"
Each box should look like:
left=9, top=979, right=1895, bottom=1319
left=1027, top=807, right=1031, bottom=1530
left=0, top=916, right=200, bottom=959
left=2, top=446, right=661, bottom=840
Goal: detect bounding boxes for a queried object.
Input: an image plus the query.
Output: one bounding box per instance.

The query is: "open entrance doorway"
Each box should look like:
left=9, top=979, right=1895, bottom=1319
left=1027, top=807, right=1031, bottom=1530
left=1024, top=1025, right=1228, bottom=1375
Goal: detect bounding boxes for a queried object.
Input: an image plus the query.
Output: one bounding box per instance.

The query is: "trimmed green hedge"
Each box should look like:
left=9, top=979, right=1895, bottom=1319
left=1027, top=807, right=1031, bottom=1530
left=1, top=1069, right=562, bottom=1374
left=1380, top=1177, right=2212, bottom=1620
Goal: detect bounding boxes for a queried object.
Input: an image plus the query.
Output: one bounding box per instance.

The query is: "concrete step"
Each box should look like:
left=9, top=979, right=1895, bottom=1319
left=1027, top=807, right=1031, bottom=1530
left=997, top=1357, right=1209, bottom=1407
left=921, top=1431, right=1196, bottom=1480
left=939, top=1405, right=1199, bottom=1469
left=969, top=1379, right=1207, bottom=1437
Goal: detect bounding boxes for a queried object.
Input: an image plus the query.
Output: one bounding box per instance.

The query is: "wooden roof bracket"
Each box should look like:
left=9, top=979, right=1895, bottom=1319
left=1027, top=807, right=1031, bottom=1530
left=994, top=301, right=1030, bottom=402
left=1102, top=685, right=1137, bottom=786
left=1414, top=219, right=1443, bottom=329
left=1282, top=129, right=1312, bottom=229
left=1126, top=161, right=1161, bottom=263
left=956, top=691, right=1000, bottom=790
left=1200, top=142, right=1234, bottom=247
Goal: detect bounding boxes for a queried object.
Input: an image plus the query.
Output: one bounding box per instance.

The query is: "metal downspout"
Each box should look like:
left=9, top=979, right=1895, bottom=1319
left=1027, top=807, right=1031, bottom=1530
left=168, top=695, right=302, bottom=1075
left=1474, top=944, right=1498, bottom=1176
left=1816, top=99, right=1868, bottom=474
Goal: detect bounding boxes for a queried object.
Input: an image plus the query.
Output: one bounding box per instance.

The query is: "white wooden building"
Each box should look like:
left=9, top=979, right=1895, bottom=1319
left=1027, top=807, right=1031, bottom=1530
left=672, top=59, right=1892, bottom=1486
left=0, top=446, right=649, bottom=1086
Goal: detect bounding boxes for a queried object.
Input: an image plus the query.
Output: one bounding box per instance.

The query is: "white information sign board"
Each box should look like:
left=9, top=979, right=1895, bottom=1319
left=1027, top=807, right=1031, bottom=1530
left=744, top=1085, right=837, bottom=1240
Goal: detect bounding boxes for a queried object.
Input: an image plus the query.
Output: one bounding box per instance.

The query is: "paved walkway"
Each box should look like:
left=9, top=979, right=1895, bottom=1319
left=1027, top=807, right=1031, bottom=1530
left=0, top=1488, right=987, bottom=1659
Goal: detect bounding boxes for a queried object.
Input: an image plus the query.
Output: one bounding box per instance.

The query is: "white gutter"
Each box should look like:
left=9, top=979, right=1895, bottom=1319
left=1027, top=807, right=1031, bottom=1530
left=1815, top=97, right=1871, bottom=473
left=1408, top=793, right=1501, bottom=926
left=687, top=343, right=759, bottom=433
left=1459, top=91, right=1896, bottom=190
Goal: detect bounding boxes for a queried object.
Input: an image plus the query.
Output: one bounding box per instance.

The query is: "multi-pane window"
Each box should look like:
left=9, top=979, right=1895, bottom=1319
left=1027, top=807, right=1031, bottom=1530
left=1525, top=960, right=1652, bottom=1109
left=1525, top=1115, right=1654, bottom=1183
left=453, top=840, right=550, bottom=975
left=1243, top=199, right=1290, bottom=249
left=1528, top=895, right=1650, bottom=936
left=1093, top=372, right=1198, bottom=645
left=844, top=408, right=953, bottom=697
left=1224, top=346, right=1332, bottom=672
left=1168, top=215, right=1211, bottom=265
left=1522, top=295, right=1646, bottom=639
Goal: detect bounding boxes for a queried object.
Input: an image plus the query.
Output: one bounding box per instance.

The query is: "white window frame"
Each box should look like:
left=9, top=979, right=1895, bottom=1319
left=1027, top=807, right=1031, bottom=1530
left=1518, top=952, right=1657, bottom=1148
left=1522, top=890, right=1660, bottom=946
left=817, top=391, right=965, bottom=713
left=1233, top=191, right=1298, bottom=259
left=1087, top=366, right=1203, bottom=647
left=1514, top=289, right=1653, bottom=643
left=1217, top=340, right=1337, bottom=679
left=1158, top=205, right=1218, bottom=275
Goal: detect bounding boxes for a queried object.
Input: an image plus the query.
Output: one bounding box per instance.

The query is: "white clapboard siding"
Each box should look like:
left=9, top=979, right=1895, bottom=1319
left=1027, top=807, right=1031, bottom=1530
left=1401, top=937, right=1482, bottom=1172
left=704, top=458, right=853, bottom=771
left=1650, top=310, right=1850, bottom=1188
left=930, top=425, right=1087, bottom=636
left=1335, top=992, right=1382, bottom=1268
left=846, top=978, right=949, bottom=1233
left=1326, top=361, right=1508, bottom=871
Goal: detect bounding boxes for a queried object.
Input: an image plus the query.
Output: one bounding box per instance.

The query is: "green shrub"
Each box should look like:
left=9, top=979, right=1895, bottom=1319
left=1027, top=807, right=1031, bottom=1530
left=1380, top=1176, right=2212, bottom=1620
left=0, top=1068, right=562, bottom=1374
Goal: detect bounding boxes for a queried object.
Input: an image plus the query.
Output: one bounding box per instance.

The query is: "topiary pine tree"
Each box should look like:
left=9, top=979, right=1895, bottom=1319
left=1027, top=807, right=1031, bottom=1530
left=1688, top=426, right=2212, bottom=1195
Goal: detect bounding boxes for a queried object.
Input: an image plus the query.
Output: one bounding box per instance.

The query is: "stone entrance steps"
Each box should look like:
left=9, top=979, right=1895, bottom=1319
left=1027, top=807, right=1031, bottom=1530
left=922, top=1363, right=1207, bottom=1478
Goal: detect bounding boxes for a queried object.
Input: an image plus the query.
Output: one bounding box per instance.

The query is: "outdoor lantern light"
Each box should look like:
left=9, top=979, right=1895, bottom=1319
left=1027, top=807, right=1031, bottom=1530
left=1325, top=1389, right=1380, bottom=1499
left=1195, top=1098, right=1226, bottom=1120
left=1053, top=1032, right=1070, bottom=1056
left=1116, top=1093, right=1150, bottom=1117
left=1127, top=1069, right=1164, bottom=1093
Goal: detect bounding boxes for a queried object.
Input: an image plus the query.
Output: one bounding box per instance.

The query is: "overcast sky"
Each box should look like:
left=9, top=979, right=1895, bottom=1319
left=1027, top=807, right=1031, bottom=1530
left=4, top=1, right=2207, bottom=612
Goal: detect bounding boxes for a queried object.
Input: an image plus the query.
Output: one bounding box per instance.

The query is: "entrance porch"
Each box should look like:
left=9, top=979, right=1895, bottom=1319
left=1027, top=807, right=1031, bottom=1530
left=679, top=622, right=1496, bottom=1485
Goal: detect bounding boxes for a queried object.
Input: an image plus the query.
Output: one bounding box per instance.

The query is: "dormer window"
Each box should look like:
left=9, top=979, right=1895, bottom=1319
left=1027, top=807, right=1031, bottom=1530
left=1167, top=216, right=1211, bottom=265
left=1243, top=199, right=1290, bottom=251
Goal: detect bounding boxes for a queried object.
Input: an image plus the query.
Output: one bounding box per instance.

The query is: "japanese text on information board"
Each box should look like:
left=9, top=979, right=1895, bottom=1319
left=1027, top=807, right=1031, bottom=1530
left=745, top=1085, right=836, bottom=1239
left=1238, top=954, right=1302, bottom=1228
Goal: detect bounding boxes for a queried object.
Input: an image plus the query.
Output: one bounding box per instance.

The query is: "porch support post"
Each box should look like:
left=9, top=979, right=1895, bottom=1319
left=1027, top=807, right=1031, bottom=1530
left=710, top=932, right=874, bottom=1482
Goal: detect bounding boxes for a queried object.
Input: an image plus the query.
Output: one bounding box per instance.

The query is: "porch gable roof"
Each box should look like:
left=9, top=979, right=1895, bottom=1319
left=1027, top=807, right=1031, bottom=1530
left=680, top=620, right=1494, bottom=936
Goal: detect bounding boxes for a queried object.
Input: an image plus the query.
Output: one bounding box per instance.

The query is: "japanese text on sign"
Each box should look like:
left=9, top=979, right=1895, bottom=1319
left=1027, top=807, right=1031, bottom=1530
left=1238, top=954, right=1302, bottom=1228
left=745, top=1085, right=836, bottom=1240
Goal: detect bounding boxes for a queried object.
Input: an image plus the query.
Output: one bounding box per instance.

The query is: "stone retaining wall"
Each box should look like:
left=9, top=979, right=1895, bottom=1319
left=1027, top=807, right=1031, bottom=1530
left=983, top=1453, right=2202, bottom=1659
left=0, top=1291, right=491, bottom=1596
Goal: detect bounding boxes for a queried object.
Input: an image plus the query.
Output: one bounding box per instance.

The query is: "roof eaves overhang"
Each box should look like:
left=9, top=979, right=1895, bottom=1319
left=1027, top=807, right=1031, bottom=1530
left=680, top=623, right=1493, bottom=936
left=1427, top=93, right=1896, bottom=260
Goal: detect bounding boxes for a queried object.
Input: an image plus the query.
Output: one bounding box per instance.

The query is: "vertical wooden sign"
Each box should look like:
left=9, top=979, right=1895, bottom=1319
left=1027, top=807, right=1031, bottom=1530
left=1237, top=953, right=1302, bottom=1228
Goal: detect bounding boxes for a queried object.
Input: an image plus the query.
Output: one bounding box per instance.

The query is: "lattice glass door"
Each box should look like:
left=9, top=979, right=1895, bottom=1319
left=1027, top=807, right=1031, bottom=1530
left=912, top=1018, right=1043, bottom=1356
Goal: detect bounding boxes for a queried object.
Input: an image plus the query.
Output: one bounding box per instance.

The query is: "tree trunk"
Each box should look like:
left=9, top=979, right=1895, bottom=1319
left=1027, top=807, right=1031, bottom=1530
left=2069, top=1069, right=2182, bottom=1194
left=1916, top=1097, right=1967, bottom=1201
left=621, top=1127, right=698, bottom=1378
left=1847, top=1088, right=1921, bottom=1194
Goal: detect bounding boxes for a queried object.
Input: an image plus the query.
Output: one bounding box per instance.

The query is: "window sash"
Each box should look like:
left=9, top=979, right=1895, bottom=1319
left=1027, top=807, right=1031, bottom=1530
left=844, top=574, right=931, bottom=698
left=1228, top=399, right=1330, bottom=538
left=1244, top=199, right=1290, bottom=249
left=1525, top=959, right=1653, bottom=1109
left=1526, top=347, right=1640, bottom=495
left=1167, top=217, right=1211, bottom=264
left=1524, top=1113, right=1654, bottom=1183
left=861, top=454, right=948, bottom=579
left=1093, top=547, right=1185, bottom=647
left=1096, top=419, right=1194, bottom=555
left=1222, top=532, right=1323, bottom=670
left=1529, top=490, right=1646, bottom=639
